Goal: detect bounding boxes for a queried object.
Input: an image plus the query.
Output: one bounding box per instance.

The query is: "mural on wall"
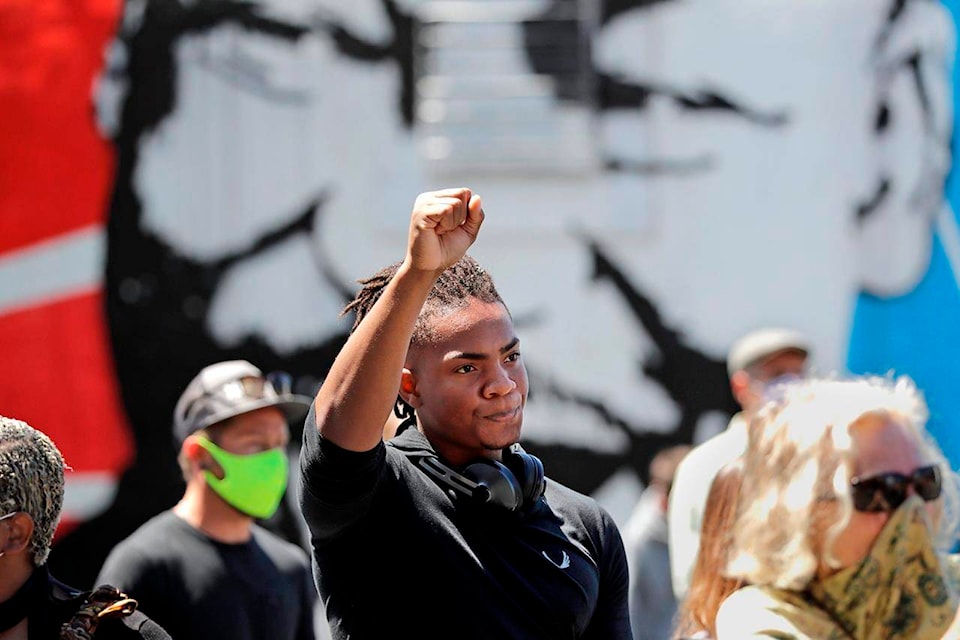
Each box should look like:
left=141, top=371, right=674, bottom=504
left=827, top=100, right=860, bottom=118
left=1, top=0, right=957, bottom=589
left=0, top=0, right=136, bottom=581
left=499, top=0, right=957, bottom=506
left=45, top=0, right=427, bottom=587
left=323, top=0, right=958, bottom=510
left=849, top=0, right=960, bottom=462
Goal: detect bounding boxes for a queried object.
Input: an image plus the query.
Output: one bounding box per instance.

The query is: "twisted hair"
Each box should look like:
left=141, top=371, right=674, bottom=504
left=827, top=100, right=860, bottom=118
left=341, top=255, right=507, bottom=431
left=0, top=416, right=66, bottom=565
left=342, top=255, right=507, bottom=345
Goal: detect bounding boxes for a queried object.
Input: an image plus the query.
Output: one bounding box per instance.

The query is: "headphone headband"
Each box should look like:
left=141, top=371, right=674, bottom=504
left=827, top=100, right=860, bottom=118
left=417, top=456, right=492, bottom=503
left=414, top=445, right=545, bottom=512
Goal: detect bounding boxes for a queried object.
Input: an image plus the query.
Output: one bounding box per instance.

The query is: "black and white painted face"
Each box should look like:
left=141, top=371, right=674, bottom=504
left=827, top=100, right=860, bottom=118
left=505, top=0, right=952, bottom=434
left=373, top=1, right=951, bottom=522
left=114, top=3, right=349, bottom=353
left=56, top=0, right=408, bottom=588
left=87, top=0, right=956, bottom=539
left=97, top=0, right=415, bottom=408
left=592, top=0, right=949, bottom=315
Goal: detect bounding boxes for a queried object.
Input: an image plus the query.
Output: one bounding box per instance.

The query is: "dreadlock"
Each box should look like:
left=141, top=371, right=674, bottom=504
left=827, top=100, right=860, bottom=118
left=340, top=255, right=508, bottom=432
left=341, top=255, right=507, bottom=344
left=0, top=416, right=66, bottom=566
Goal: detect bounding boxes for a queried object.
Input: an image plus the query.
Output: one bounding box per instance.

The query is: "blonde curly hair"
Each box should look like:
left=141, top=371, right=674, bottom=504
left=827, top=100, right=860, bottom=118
left=0, top=416, right=66, bottom=566
left=724, top=375, right=960, bottom=590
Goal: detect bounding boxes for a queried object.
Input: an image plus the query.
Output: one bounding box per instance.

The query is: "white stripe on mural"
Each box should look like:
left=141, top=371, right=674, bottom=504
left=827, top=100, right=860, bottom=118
left=939, top=206, right=960, bottom=290
left=63, top=471, right=117, bottom=522
left=0, top=225, right=105, bottom=315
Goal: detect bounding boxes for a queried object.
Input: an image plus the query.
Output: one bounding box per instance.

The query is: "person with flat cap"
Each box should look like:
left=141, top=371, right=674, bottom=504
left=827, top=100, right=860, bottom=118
left=96, top=360, right=317, bottom=640
left=667, top=328, right=811, bottom=602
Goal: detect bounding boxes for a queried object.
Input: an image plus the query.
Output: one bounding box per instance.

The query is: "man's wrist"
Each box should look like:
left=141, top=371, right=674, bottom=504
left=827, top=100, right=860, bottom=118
left=397, top=259, right=445, bottom=282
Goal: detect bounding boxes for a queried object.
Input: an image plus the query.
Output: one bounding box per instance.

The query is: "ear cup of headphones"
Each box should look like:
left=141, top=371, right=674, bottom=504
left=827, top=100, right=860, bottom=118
left=462, top=460, right=524, bottom=512
left=415, top=445, right=546, bottom=513
left=502, top=444, right=546, bottom=506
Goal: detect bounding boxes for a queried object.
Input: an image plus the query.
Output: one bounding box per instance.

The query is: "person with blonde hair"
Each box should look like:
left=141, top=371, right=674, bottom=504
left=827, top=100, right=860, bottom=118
left=672, top=459, right=745, bottom=640
left=668, top=328, right=810, bottom=601
left=715, top=375, right=960, bottom=639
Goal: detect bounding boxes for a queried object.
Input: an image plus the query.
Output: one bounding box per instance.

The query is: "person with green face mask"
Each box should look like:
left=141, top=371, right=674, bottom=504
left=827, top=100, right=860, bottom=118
left=95, top=360, right=319, bottom=640
left=711, top=375, right=960, bottom=640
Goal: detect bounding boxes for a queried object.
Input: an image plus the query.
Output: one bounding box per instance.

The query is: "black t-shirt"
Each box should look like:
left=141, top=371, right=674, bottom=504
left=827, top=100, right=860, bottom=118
left=96, top=511, right=316, bottom=640
left=299, top=407, right=632, bottom=640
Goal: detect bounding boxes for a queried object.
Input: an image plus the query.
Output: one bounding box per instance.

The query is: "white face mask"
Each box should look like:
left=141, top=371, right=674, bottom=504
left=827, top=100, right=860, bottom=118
left=755, top=373, right=805, bottom=402
left=0, top=512, right=17, bottom=559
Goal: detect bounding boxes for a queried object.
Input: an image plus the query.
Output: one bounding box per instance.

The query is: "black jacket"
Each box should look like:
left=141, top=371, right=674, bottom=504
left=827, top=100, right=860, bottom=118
left=0, top=565, right=170, bottom=640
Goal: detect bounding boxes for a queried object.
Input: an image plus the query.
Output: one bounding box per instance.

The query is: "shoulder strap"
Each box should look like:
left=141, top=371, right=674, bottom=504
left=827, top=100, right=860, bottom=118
left=120, top=610, right=170, bottom=640
left=59, top=584, right=139, bottom=640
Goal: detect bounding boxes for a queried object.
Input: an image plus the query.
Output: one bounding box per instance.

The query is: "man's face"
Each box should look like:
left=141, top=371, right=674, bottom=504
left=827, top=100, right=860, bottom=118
left=0, top=511, right=33, bottom=566
left=214, top=406, right=289, bottom=456
left=0, top=511, right=17, bottom=559
left=740, top=349, right=810, bottom=412
left=827, top=415, right=935, bottom=573
left=403, top=299, right=528, bottom=467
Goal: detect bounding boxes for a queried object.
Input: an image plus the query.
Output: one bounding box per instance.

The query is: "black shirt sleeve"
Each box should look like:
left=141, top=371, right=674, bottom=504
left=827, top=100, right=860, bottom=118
left=96, top=544, right=171, bottom=626
left=296, top=558, right=317, bottom=640
left=582, top=509, right=633, bottom=639
left=298, top=402, right=387, bottom=543
left=117, top=611, right=174, bottom=640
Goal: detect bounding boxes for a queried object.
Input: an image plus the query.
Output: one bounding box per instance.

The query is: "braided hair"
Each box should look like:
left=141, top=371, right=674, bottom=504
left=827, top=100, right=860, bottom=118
left=341, top=255, right=507, bottom=432
left=0, top=416, right=66, bottom=566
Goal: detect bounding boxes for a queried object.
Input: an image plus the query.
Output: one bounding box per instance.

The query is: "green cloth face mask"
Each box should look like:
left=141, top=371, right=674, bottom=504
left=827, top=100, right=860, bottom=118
left=195, top=436, right=288, bottom=519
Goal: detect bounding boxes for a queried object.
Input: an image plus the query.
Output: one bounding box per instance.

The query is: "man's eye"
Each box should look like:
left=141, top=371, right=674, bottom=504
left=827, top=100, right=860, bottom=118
left=455, top=364, right=477, bottom=374
left=506, top=352, right=521, bottom=363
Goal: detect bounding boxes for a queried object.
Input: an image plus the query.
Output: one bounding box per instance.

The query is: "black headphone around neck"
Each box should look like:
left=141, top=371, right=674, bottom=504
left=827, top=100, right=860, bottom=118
left=416, top=444, right=546, bottom=513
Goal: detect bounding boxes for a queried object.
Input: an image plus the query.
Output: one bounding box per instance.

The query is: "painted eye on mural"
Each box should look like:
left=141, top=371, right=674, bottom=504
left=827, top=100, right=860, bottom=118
left=181, top=28, right=329, bottom=102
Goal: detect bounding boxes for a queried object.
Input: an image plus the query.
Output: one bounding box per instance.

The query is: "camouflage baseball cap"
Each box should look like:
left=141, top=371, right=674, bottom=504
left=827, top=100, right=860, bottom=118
left=173, top=360, right=311, bottom=445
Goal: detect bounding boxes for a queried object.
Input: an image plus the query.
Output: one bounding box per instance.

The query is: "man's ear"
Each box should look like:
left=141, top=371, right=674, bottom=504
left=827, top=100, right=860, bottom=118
left=182, top=435, right=205, bottom=466
left=1, top=513, right=35, bottom=556
left=182, top=435, right=222, bottom=478
left=399, top=368, right=421, bottom=409
left=730, top=370, right=753, bottom=409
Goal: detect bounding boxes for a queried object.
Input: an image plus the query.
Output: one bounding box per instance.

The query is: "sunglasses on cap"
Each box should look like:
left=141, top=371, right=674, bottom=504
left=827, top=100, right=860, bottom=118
left=183, top=372, right=293, bottom=423
left=215, top=376, right=279, bottom=402
left=850, top=465, right=942, bottom=513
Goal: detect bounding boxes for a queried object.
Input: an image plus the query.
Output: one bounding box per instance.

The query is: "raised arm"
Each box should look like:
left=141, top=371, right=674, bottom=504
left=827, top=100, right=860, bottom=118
left=313, top=188, right=484, bottom=451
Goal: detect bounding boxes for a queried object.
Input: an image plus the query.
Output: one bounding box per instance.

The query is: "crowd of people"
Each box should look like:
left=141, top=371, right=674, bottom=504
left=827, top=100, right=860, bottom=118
left=2, top=188, right=959, bottom=639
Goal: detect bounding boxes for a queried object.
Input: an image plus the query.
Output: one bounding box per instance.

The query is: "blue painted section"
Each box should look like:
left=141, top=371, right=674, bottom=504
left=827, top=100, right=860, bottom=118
left=848, top=235, right=960, bottom=459
left=847, top=0, right=960, bottom=467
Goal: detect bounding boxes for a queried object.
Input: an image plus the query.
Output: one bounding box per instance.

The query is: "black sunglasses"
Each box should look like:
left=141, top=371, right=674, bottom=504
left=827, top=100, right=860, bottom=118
left=850, top=465, right=942, bottom=513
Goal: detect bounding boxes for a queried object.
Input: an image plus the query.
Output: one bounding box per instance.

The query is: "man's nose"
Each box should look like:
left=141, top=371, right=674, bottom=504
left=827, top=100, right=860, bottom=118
left=483, top=366, right=517, bottom=398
